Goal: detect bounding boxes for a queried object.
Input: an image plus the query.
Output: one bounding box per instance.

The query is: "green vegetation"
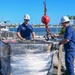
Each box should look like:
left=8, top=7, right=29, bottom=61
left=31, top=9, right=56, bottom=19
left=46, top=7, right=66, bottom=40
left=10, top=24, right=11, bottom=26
left=68, top=15, right=75, bottom=25
left=68, top=15, right=75, bottom=20
left=59, top=27, right=65, bottom=35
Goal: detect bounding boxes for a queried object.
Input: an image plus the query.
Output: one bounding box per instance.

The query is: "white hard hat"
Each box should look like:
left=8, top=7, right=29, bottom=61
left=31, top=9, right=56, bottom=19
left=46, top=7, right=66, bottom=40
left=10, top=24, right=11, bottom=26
left=24, top=14, right=30, bottom=20
left=60, top=16, right=70, bottom=24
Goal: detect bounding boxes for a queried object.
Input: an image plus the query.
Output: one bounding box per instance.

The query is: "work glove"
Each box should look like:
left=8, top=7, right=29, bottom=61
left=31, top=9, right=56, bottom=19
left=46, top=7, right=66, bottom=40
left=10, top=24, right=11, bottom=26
left=59, top=41, right=62, bottom=45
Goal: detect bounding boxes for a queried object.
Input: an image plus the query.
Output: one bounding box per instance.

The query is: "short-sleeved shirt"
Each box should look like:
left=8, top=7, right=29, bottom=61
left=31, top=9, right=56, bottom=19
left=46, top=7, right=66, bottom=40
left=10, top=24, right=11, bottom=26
left=17, top=23, right=34, bottom=40
left=64, top=25, right=75, bottom=52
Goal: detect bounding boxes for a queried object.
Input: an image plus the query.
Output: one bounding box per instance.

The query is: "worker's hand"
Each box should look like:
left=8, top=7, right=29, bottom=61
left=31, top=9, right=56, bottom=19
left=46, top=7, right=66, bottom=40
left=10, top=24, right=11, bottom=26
left=23, top=39, right=26, bottom=41
left=51, top=34, right=56, bottom=39
left=21, top=38, right=26, bottom=41
left=59, top=41, right=62, bottom=45
left=33, top=39, right=36, bottom=42
left=53, top=34, right=57, bottom=38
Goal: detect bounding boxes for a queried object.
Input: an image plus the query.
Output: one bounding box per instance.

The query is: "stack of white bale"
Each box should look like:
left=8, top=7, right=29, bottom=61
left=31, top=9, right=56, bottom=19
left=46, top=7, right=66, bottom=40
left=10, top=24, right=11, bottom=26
left=1, top=40, right=56, bottom=75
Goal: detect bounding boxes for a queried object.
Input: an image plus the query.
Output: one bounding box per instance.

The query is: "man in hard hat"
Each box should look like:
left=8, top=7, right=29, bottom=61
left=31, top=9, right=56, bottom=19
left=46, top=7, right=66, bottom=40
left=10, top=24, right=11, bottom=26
left=17, top=14, right=36, bottom=40
left=54, top=16, right=75, bottom=75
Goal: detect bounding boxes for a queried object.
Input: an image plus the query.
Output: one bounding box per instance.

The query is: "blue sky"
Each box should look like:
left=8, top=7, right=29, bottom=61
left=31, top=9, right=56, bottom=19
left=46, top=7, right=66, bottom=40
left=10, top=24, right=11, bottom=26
left=0, top=0, right=75, bottom=25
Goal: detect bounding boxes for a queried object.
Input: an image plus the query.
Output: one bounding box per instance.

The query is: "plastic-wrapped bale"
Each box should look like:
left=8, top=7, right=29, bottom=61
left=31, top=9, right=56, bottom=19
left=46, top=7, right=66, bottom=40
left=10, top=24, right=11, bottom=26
left=1, top=42, right=10, bottom=75
left=0, top=41, right=4, bottom=72
left=1, top=40, right=55, bottom=75
left=0, top=41, right=5, bottom=58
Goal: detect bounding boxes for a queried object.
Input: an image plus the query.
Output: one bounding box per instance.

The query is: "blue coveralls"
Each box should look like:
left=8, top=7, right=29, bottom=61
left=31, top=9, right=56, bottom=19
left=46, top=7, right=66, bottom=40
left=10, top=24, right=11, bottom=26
left=17, top=23, right=34, bottom=40
left=64, top=25, right=75, bottom=75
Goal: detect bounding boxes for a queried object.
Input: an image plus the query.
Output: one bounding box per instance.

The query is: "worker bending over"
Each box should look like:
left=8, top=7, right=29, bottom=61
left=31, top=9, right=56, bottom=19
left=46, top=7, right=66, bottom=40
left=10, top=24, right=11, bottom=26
left=17, top=14, right=36, bottom=40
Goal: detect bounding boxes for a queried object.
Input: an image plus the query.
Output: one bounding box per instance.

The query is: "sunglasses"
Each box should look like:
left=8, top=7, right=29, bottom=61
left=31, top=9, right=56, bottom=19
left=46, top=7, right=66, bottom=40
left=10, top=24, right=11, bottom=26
left=24, top=19, right=29, bottom=21
left=61, top=21, right=70, bottom=24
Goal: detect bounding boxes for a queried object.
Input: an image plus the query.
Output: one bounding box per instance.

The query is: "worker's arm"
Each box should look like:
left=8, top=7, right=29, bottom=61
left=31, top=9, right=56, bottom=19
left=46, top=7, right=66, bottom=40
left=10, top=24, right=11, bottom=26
left=32, top=32, right=36, bottom=40
left=56, top=35, right=64, bottom=39
left=59, top=39, right=69, bottom=45
left=53, top=34, right=64, bottom=39
left=17, top=32, right=26, bottom=40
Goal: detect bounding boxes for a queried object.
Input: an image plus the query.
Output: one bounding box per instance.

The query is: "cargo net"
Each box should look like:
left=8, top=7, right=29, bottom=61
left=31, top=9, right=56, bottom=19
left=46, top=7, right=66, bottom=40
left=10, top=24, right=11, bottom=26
left=1, top=40, right=56, bottom=75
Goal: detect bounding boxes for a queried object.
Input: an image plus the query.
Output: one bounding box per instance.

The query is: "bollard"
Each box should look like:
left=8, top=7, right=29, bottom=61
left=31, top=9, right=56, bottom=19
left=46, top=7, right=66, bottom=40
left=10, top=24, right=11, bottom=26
left=57, top=45, right=63, bottom=75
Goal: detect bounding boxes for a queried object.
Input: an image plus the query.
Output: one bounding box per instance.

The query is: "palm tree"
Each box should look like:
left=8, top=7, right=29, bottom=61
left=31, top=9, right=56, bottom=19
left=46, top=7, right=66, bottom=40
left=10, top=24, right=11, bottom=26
left=67, top=15, right=74, bottom=25
left=68, top=15, right=73, bottom=20
left=72, top=16, right=75, bottom=25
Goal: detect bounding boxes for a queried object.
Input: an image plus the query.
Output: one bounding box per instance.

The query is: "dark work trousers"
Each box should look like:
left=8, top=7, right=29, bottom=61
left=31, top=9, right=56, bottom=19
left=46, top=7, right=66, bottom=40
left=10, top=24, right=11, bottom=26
left=65, top=51, right=75, bottom=75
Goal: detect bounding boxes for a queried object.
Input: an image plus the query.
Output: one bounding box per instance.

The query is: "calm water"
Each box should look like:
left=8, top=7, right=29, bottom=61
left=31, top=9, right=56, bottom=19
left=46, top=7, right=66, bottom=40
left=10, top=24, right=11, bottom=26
left=9, top=27, right=61, bottom=36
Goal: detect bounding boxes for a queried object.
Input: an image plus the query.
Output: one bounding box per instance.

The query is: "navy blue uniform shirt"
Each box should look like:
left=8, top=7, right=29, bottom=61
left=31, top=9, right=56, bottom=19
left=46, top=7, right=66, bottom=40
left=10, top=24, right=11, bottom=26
left=64, top=25, right=75, bottom=52
left=17, top=23, right=34, bottom=40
